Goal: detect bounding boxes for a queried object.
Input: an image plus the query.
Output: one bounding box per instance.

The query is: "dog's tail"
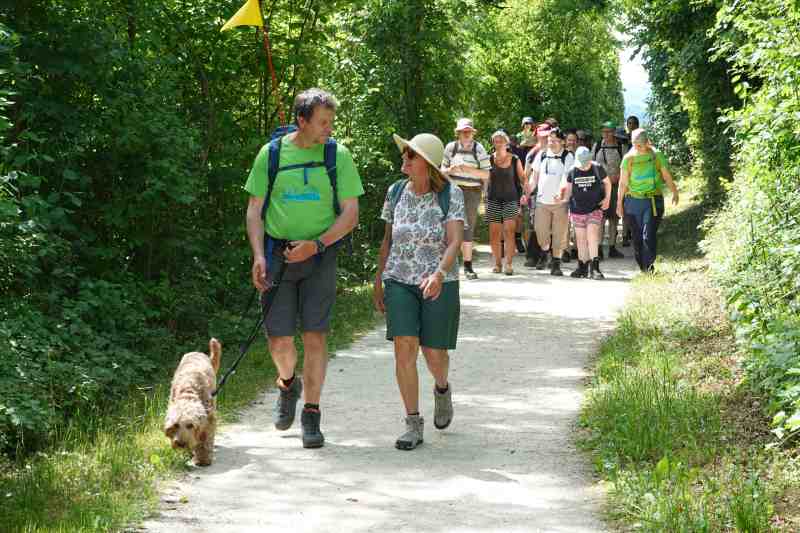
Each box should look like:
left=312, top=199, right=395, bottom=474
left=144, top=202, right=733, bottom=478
left=208, top=338, right=221, bottom=373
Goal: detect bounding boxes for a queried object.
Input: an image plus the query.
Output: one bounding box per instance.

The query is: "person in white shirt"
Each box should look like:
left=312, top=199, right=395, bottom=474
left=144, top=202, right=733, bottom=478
left=522, top=127, right=575, bottom=276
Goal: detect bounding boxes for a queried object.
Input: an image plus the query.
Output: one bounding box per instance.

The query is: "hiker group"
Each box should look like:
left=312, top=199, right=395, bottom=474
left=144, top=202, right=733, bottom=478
left=244, top=88, right=679, bottom=452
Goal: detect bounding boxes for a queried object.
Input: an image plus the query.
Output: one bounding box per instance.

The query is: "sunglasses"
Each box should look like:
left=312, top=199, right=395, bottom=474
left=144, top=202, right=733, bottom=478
left=403, top=149, right=418, bottom=159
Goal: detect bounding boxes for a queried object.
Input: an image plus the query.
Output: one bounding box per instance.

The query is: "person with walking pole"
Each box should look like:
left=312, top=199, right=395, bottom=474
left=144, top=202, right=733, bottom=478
left=245, top=88, right=364, bottom=448
left=374, top=133, right=465, bottom=450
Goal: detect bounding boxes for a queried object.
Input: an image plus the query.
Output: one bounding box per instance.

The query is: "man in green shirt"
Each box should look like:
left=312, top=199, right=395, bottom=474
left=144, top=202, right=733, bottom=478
left=245, top=88, right=364, bottom=448
left=616, top=128, right=679, bottom=272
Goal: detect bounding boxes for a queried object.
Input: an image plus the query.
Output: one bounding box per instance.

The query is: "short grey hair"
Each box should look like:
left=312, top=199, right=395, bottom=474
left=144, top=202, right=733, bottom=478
left=293, top=88, right=338, bottom=125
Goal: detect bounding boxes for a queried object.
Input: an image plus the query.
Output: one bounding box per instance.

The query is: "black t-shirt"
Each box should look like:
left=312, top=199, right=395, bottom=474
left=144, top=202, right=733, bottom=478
left=566, top=163, right=607, bottom=214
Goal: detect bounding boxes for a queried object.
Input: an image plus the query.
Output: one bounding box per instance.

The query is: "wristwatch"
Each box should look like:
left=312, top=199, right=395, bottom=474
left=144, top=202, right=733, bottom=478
left=314, top=239, right=326, bottom=254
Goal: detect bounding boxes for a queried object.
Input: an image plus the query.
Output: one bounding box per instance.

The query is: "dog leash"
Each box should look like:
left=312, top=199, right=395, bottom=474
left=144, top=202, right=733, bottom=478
left=212, top=258, right=287, bottom=398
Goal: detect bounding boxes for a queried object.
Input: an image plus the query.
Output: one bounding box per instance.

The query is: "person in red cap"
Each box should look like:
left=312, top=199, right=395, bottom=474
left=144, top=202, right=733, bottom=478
left=441, top=118, right=491, bottom=280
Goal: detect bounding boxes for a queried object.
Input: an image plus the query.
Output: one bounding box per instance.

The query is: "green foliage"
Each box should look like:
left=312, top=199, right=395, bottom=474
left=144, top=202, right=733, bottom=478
left=0, top=0, right=623, bottom=459
left=703, top=0, right=800, bottom=447
left=465, top=0, right=624, bottom=135
left=581, top=189, right=783, bottom=531
left=618, top=0, right=737, bottom=194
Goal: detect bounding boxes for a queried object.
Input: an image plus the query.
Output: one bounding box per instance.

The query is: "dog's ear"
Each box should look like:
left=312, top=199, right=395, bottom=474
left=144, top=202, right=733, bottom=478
left=164, top=422, right=179, bottom=437
left=164, top=408, right=179, bottom=435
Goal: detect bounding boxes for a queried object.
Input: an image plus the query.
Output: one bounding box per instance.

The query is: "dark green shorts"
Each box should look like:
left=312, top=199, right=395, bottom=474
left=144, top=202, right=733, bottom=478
left=383, top=279, right=460, bottom=350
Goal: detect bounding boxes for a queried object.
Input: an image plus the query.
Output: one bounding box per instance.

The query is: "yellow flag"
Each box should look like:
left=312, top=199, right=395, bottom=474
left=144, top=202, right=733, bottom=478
left=220, top=0, right=264, bottom=31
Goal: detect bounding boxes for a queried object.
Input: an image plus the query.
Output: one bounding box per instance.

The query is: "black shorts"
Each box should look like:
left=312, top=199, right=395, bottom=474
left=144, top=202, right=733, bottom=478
left=261, top=246, right=337, bottom=337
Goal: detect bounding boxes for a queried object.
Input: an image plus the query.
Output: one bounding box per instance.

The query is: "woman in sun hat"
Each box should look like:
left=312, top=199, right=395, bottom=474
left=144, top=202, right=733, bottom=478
left=374, top=132, right=466, bottom=451
left=441, top=118, right=490, bottom=280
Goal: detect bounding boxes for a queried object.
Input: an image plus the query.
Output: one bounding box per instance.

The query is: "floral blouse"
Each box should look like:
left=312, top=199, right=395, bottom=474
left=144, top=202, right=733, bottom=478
left=380, top=181, right=466, bottom=285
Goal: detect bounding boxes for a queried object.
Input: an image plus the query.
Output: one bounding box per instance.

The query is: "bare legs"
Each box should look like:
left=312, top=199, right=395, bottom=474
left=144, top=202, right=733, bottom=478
left=394, top=336, right=449, bottom=414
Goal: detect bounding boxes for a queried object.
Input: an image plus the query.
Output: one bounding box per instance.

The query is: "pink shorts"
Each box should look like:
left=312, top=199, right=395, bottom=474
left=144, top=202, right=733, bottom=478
left=570, top=210, right=603, bottom=229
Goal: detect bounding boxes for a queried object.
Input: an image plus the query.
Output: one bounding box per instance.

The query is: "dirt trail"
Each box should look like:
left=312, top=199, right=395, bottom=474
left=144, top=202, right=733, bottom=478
left=143, top=248, right=637, bottom=533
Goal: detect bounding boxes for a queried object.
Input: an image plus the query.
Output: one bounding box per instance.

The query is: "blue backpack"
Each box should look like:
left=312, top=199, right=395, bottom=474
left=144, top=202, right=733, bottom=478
left=387, top=178, right=451, bottom=221
left=259, top=125, right=341, bottom=223
left=259, top=125, right=350, bottom=258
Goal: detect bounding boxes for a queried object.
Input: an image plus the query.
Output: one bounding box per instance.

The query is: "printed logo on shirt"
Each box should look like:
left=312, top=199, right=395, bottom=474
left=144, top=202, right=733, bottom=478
left=281, top=185, right=321, bottom=203
left=573, top=175, right=598, bottom=188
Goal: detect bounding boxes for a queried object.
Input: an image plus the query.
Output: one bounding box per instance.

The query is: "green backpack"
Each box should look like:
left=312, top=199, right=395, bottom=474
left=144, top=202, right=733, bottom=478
left=625, top=150, right=664, bottom=196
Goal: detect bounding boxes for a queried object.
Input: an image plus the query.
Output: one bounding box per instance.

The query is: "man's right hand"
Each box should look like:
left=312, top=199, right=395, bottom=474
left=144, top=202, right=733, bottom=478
left=252, top=256, right=269, bottom=293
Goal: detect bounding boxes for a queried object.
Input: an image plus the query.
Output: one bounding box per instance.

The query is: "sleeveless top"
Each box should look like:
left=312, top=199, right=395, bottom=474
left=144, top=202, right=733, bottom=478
left=488, top=155, right=520, bottom=202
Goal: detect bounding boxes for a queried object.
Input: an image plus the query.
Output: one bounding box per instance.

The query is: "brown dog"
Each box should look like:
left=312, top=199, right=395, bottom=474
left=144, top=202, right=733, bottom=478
left=164, top=338, right=221, bottom=466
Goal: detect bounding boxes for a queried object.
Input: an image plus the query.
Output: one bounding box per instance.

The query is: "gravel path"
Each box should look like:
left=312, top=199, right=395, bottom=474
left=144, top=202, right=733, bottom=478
left=143, top=247, right=637, bottom=533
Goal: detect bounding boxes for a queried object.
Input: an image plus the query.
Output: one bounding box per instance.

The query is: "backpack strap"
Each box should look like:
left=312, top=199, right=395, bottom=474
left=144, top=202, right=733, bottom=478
left=388, top=178, right=408, bottom=217
left=323, top=139, right=340, bottom=216
left=261, top=136, right=283, bottom=222
left=437, top=180, right=451, bottom=221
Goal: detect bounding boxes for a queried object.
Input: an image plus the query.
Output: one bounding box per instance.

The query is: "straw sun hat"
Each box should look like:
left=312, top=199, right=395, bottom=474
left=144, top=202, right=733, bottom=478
left=392, top=133, right=445, bottom=171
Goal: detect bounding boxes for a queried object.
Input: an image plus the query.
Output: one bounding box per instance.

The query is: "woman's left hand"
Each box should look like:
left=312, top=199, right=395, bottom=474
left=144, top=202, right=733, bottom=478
left=419, top=270, right=444, bottom=300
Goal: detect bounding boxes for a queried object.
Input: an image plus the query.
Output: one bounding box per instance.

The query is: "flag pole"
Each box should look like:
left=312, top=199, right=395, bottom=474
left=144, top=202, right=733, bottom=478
left=261, top=24, right=286, bottom=126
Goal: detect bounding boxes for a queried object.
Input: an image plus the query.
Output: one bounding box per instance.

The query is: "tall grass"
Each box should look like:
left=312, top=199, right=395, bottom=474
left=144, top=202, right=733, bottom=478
left=580, top=180, right=791, bottom=531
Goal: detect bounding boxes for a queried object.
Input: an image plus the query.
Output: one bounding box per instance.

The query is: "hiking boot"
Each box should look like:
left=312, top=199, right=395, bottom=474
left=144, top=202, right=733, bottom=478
left=300, top=408, right=324, bottom=448
left=273, top=376, right=302, bottom=431
left=590, top=258, right=605, bottom=280
left=515, top=235, right=526, bottom=253
left=433, top=385, right=453, bottom=429
left=608, top=246, right=624, bottom=259
left=570, top=261, right=587, bottom=278
left=550, top=258, right=563, bottom=277
left=395, top=414, right=424, bottom=450
left=524, top=257, right=537, bottom=268
left=465, top=269, right=478, bottom=280
left=535, top=255, right=548, bottom=270
left=561, top=251, right=571, bottom=264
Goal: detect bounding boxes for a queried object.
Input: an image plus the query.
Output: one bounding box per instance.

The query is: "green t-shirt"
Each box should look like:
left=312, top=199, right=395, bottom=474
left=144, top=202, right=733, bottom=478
left=621, top=148, right=668, bottom=196
left=244, top=136, right=364, bottom=240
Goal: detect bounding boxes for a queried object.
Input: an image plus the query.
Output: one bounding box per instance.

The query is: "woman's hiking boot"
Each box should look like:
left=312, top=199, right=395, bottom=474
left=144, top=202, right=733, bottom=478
left=570, top=261, right=588, bottom=278
left=550, top=257, right=563, bottom=276
left=433, top=385, right=453, bottom=429
left=395, top=414, right=424, bottom=450
left=535, top=254, right=548, bottom=270
left=590, top=257, right=605, bottom=280
left=301, top=407, right=325, bottom=449
left=274, top=376, right=302, bottom=430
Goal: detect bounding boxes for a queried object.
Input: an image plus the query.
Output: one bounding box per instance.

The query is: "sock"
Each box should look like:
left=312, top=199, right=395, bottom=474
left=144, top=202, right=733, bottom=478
left=436, top=383, right=449, bottom=394
left=464, top=260, right=473, bottom=271
left=304, top=403, right=320, bottom=412
left=281, top=374, right=295, bottom=388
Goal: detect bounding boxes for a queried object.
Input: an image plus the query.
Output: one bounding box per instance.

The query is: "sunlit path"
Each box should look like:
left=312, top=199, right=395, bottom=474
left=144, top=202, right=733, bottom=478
left=143, top=247, right=638, bottom=533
